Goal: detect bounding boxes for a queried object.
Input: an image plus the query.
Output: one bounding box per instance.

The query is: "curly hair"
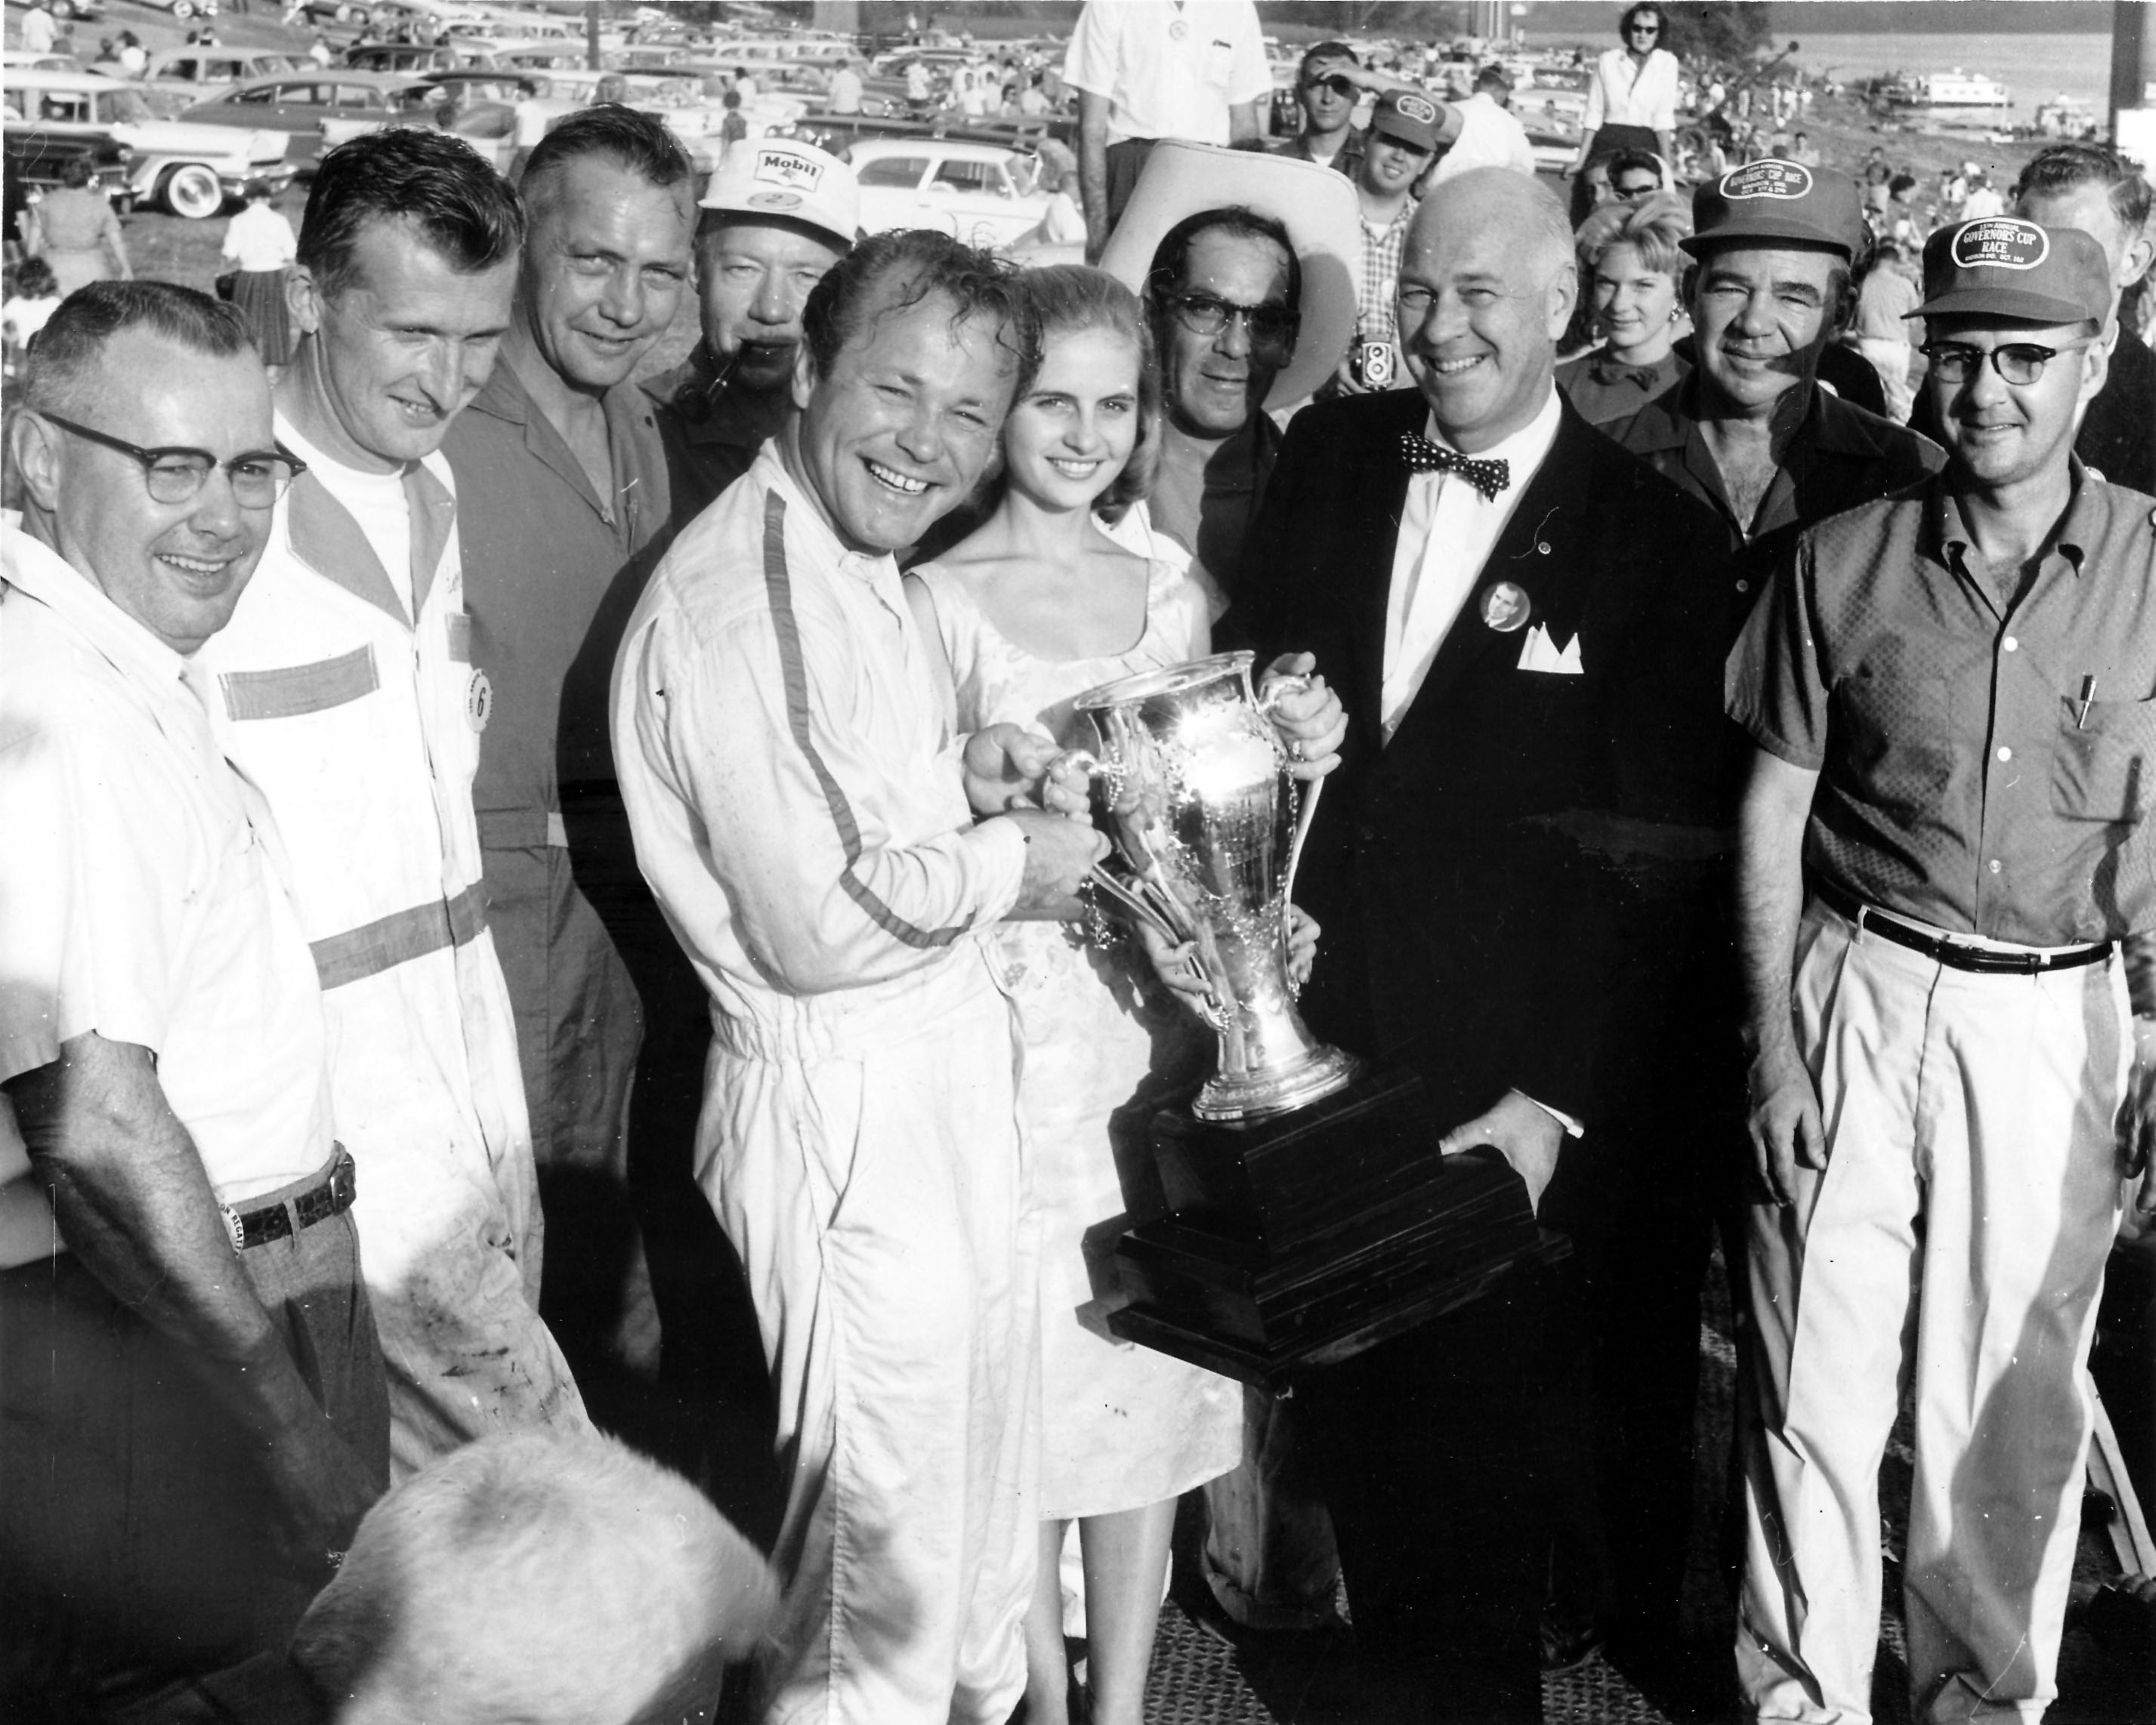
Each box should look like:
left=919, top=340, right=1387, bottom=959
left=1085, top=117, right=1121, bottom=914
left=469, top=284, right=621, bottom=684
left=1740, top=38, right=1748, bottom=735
left=799, top=227, right=1039, bottom=396
left=1016, top=264, right=1161, bottom=520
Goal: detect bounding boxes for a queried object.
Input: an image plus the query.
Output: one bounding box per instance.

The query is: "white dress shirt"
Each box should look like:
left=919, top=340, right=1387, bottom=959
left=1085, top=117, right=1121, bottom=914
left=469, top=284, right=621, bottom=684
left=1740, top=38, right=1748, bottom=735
left=1432, top=91, right=1539, bottom=182
left=1379, top=387, right=1564, bottom=739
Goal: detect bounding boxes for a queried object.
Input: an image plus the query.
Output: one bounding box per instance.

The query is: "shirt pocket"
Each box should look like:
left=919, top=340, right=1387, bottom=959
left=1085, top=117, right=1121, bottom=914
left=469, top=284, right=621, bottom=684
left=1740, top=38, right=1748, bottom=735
left=218, top=646, right=378, bottom=721
left=1835, top=670, right=1954, bottom=817
left=1203, top=38, right=1235, bottom=86
left=2051, top=695, right=2156, bottom=822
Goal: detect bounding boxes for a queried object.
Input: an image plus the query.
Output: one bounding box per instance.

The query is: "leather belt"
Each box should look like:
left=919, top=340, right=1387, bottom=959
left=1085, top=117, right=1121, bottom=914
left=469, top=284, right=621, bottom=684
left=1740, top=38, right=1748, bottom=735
left=1814, top=879, right=2111, bottom=976
left=221, top=1149, right=357, bottom=1252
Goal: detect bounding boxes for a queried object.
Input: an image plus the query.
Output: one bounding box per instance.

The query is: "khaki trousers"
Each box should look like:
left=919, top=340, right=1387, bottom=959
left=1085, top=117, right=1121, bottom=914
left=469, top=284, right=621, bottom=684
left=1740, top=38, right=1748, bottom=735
left=1737, top=900, right=2126, bottom=1723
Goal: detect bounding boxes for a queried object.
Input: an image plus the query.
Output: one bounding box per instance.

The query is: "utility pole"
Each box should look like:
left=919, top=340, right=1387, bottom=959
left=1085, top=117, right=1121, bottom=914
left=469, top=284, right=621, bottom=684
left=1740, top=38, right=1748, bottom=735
left=586, top=0, right=603, bottom=73
left=2113, top=2, right=2154, bottom=164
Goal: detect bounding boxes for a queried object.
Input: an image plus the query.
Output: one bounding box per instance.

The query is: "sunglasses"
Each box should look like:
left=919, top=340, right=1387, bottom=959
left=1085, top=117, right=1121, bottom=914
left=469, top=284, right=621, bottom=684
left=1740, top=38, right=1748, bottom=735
left=1302, top=75, right=1357, bottom=98
left=1628, top=23, right=1661, bottom=35
left=1167, top=292, right=1300, bottom=354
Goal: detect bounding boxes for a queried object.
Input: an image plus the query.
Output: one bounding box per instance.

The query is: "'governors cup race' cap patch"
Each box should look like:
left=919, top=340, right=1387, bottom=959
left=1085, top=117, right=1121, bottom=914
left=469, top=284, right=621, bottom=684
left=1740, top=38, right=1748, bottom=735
left=1911, top=218, right=2112, bottom=327
left=1394, top=91, right=1439, bottom=126
left=1682, top=158, right=1864, bottom=260
left=1951, top=219, right=2049, bottom=270
left=1719, top=159, right=1814, bottom=200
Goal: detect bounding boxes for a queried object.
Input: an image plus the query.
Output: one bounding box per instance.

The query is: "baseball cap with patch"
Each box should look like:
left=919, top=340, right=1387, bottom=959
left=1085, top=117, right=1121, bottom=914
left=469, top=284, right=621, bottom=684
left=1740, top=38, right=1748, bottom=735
left=699, top=140, right=860, bottom=251
left=1680, top=158, right=1865, bottom=260
left=1909, top=218, right=2112, bottom=328
left=1368, top=88, right=1456, bottom=155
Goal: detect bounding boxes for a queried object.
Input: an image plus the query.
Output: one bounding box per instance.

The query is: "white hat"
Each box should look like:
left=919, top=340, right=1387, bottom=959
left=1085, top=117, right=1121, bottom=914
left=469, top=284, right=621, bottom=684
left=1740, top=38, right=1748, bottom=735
left=1098, top=141, right=1360, bottom=409
left=700, top=140, right=860, bottom=250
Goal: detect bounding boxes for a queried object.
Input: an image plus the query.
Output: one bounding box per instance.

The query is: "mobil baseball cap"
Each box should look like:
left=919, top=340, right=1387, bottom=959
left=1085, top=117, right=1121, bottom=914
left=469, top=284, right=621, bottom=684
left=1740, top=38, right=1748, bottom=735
left=1368, top=88, right=1456, bottom=155
left=700, top=140, right=860, bottom=250
left=1680, top=158, right=1866, bottom=260
left=1909, top=218, right=2113, bottom=328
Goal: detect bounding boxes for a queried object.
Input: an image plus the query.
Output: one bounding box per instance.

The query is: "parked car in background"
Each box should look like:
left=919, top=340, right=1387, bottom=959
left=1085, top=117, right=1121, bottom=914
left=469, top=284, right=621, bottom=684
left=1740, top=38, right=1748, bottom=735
left=139, top=48, right=309, bottom=107
left=181, top=70, right=430, bottom=169
left=133, top=0, right=220, bottom=17
left=343, top=42, right=498, bottom=76
left=4, top=66, right=289, bottom=218
left=845, top=137, right=1049, bottom=252
left=3, top=128, right=132, bottom=245
left=315, top=69, right=544, bottom=174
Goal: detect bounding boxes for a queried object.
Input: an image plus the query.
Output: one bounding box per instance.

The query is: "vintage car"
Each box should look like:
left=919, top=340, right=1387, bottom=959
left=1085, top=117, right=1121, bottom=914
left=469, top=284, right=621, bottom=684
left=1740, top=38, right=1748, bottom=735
left=181, top=70, right=437, bottom=168
left=138, top=48, right=310, bottom=107
left=314, top=69, right=544, bottom=174
left=845, top=137, right=1051, bottom=252
left=4, top=66, right=289, bottom=218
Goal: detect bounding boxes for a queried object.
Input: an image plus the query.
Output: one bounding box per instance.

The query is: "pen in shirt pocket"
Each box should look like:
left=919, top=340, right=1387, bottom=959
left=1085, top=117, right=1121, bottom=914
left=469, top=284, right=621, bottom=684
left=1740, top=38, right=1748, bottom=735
left=2075, top=674, right=2098, bottom=730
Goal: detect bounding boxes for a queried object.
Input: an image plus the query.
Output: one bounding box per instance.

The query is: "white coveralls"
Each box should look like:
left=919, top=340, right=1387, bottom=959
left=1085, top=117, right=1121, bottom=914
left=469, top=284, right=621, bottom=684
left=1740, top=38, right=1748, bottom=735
left=199, top=430, right=588, bottom=1477
left=613, top=451, right=1036, bottom=1725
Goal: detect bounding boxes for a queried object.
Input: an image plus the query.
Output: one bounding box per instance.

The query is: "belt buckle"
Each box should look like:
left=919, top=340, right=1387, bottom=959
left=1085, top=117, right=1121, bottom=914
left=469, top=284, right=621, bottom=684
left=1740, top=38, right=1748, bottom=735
left=221, top=1204, right=246, bottom=1254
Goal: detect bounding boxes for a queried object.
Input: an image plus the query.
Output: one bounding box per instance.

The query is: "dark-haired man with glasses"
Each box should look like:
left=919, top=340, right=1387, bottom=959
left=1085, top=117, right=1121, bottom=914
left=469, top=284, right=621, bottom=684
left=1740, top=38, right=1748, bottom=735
left=1144, top=209, right=1300, bottom=606
left=1729, top=217, right=2156, bottom=1725
left=1, top=279, right=391, bottom=1708
left=196, top=128, right=594, bottom=1480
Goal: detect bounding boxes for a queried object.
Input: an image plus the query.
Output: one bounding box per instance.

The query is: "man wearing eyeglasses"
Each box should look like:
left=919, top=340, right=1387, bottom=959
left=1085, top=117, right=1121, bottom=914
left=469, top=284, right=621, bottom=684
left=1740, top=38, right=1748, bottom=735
left=1, top=281, right=390, bottom=1707
left=1729, top=218, right=2156, bottom=1725
left=193, top=129, right=592, bottom=1479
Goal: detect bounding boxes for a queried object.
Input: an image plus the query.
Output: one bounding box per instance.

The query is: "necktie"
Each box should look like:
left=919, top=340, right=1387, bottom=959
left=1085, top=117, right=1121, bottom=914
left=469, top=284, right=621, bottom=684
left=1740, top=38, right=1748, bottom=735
left=1398, top=434, right=1509, bottom=501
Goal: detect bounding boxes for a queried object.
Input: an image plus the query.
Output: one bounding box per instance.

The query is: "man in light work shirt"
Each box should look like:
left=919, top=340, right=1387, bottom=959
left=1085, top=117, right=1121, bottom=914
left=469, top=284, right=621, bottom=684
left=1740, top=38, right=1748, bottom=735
left=1064, top=0, right=1270, bottom=261
left=444, top=106, right=694, bottom=1402
left=1431, top=64, right=1537, bottom=184
left=1730, top=218, right=2156, bottom=1725
left=1, top=282, right=388, bottom=1708
left=197, top=130, right=588, bottom=1476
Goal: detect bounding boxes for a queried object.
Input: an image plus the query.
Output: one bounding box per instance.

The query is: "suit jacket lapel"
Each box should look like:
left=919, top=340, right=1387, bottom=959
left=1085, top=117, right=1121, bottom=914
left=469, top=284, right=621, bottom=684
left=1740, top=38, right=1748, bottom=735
left=1343, top=394, right=1422, bottom=754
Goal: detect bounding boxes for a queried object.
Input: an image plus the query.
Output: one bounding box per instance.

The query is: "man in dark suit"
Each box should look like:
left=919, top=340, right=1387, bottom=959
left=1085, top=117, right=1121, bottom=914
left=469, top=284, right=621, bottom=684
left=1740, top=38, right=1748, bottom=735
left=1227, top=166, right=1731, bottom=1720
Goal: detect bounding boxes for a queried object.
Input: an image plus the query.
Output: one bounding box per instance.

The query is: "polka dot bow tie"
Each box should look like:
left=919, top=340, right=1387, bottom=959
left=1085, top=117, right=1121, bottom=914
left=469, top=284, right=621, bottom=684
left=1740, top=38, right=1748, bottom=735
left=1399, top=434, right=1510, bottom=501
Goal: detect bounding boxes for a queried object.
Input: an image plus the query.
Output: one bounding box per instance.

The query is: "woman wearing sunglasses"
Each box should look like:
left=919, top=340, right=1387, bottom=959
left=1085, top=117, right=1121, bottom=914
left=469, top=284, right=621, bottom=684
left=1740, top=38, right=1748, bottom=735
left=1574, top=5, right=1679, bottom=190
left=907, top=265, right=1329, bottom=1725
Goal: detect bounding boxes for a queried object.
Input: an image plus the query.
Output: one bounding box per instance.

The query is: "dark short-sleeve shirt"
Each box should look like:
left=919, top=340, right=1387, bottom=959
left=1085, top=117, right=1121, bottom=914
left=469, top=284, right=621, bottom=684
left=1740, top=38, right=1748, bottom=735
left=1728, top=468, right=2156, bottom=946
left=1609, top=376, right=1944, bottom=558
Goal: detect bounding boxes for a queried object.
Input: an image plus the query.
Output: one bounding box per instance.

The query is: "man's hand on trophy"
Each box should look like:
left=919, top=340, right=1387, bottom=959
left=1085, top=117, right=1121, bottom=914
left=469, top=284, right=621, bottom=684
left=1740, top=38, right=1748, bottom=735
left=1259, top=653, right=1347, bottom=781
left=964, top=722, right=1064, bottom=815
left=1008, top=809, right=1109, bottom=918
left=1039, top=749, right=1095, bottom=819
left=1286, top=905, right=1320, bottom=989
left=1436, top=1090, right=1566, bottom=1214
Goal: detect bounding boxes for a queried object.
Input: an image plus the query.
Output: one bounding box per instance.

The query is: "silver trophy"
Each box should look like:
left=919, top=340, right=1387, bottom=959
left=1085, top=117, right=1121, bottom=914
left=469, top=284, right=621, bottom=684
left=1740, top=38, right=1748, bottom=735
left=1070, top=651, right=1361, bottom=1124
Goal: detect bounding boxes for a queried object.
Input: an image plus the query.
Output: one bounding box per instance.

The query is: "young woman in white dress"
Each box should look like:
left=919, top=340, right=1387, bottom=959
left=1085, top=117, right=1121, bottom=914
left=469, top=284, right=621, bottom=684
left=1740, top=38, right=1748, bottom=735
left=906, top=266, right=1323, bottom=1725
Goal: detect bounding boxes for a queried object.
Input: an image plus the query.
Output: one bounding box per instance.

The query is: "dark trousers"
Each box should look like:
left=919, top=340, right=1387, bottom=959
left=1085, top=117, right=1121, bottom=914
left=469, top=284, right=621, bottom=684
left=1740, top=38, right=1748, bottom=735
left=1, top=1190, right=388, bottom=1717
left=1104, top=137, right=1157, bottom=230
left=1302, top=1264, right=1550, bottom=1723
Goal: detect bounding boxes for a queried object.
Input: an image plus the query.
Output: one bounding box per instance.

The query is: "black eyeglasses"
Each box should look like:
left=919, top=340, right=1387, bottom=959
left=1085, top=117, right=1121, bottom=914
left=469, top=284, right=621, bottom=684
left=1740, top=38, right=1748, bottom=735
left=1628, top=23, right=1661, bottom=36
left=39, top=413, right=304, bottom=508
left=1302, top=74, right=1356, bottom=98
left=1920, top=340, right=2096, bottom=387
left=1167, top=292, right=1300, bottom=354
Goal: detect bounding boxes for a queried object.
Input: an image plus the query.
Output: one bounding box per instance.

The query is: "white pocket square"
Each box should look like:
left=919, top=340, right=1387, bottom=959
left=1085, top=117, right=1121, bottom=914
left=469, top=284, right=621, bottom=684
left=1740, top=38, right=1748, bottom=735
left=1515, top=624, right=1583, bottom=675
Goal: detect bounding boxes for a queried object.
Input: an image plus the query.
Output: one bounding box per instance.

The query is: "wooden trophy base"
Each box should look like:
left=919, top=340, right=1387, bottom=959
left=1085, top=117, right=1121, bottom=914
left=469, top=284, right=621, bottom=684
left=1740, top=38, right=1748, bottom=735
left=1106, top=1066, right=1563, bottom=1390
